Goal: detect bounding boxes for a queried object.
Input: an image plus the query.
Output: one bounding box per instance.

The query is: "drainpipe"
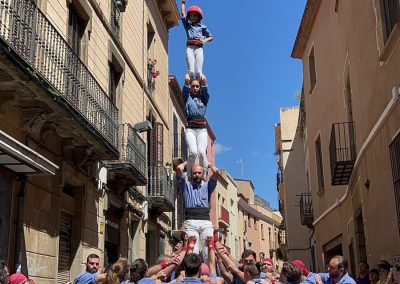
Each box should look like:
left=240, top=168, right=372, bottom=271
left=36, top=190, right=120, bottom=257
left=13, top=176, right=26, bottom=272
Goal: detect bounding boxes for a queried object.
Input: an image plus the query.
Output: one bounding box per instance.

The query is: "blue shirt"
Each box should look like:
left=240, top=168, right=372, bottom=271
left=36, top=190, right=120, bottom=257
left=301, top=272, right=317, bottom=284
left=319, top=273, right=356, bottom=284
left=73, top=272, right=97, bottom=284
left=232, top=272, right=245, bottom=284
left=176, top=176, right=217, bottom=208
left=181, top=17, right=212, bottom=40
left=127, top=277, right=156, bottom=284
left=175, top=277, right=203, bottom=284
left=356, top=275, right=371, bottom=284
left=182, top=85, right=209, bottom=118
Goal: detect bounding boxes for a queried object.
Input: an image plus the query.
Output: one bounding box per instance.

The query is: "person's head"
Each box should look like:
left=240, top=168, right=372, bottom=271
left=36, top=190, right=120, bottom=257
left=200, top=263, right=210, bottom=276
left=8, top=273, right=28, bottom=284
left=244, top=264, right=260, bottom=282
left=155, top=255, right=171, bottom=265
left=192, top=165, right=204, bottom=182
left=280, top=262, right=302, bottom=284
left=129, top=258, right=148, bottom=282
left=359, top=262, right=370, bottom=276
left=86, top=254, right=100, bottom=274
left=241, top=250, right=257, bottom=266
left=328, top=256, right=348, bottom=280
left=186, top=6, right=203, bottom=23
left=183, top=253, right=203, bottom=278
left=105, top=258, right=129, bottom=284
left=369, top=269, right=380, bottom=283
left=190, top=79, right=201, bottom=96
left=292, top=260, right=309, bottom=277
left=377, top=260, right=393, bottom=281
left=262, top=258, right=274, bottom=273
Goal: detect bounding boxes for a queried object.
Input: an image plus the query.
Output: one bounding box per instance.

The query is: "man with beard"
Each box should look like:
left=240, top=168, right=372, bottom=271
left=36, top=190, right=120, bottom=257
left=318, top=255, right=356, bottom=284
left=176, top=162, right=219, bottom=265
left=73, top=254, right=106, bottom=284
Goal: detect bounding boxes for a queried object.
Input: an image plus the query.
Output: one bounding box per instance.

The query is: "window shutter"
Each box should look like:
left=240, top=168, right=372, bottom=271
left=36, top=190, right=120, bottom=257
left=389, top=133, right=400, bottom=234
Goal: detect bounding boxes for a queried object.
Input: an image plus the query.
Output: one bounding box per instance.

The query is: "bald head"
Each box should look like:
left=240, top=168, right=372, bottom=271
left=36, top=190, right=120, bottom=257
left=192, top=165, right=203, bottom=181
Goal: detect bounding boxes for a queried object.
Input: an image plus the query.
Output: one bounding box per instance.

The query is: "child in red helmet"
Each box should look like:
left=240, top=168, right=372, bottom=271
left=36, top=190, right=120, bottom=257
left=181, top=1, right=213, bottom=80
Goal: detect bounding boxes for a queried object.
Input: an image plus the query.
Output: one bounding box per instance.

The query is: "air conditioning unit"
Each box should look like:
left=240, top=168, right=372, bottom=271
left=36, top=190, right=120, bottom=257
left=96, top=164, right=107, bottom=192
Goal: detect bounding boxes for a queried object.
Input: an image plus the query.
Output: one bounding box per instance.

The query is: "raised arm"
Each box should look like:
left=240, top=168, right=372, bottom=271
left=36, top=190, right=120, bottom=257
left=181, top=0, right=186, bottom=18
left=209, top=164, right=220, bottom=181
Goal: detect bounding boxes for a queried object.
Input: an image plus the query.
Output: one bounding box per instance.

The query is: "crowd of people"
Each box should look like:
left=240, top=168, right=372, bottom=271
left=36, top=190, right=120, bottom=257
left=1, top=233, right=399, bottom=284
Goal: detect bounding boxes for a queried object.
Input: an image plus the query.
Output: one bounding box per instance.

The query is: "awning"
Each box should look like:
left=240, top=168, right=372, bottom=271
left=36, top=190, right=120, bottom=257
left=0, top=131, right=58, bottom=175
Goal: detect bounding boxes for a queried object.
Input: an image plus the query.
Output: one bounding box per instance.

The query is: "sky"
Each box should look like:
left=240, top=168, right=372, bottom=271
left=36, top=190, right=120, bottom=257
left=168, top=1, right=307, bottom=209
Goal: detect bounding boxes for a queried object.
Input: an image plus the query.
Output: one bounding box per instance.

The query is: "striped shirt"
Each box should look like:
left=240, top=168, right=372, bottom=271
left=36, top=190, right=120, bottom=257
left=176, top=176, right=217, bottom=208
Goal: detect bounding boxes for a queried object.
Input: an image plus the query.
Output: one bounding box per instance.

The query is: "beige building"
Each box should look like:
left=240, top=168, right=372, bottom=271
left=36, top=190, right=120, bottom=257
left=291, top=0, right=400, bottom=274
left=0, top=0, right=180, bottom=282
left=215, top=169, right=239, bottom=259
left=274, top=107, right=314, bottom=269
left=236, top=179, right=282, bottom=265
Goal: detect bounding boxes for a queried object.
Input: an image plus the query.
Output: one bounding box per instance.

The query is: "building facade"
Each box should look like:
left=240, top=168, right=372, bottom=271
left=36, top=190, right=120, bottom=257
left=274, top=107, right=314, bottom=269
left=236, top=179, right=282, bottom=265
left=292, top=0, right=400, bottom=274
left=0, top=0, right=179, bottom=282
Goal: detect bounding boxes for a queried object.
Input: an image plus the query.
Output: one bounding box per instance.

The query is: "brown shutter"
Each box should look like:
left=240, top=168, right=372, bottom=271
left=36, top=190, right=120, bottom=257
left=389, top=133, right=400, bottom=234
left=57, top=212, right=72, bottom=284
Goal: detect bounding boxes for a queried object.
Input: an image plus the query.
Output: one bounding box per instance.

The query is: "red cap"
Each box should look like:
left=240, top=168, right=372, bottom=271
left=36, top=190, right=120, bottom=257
left=292, top=260, right=310, bottom=276
left=200, top=263, right=210, bottom=275
left=263, top=258, right=273, bottom=265
left=9, top=273, right=27, bottom=284
left=187, top=6, right=203, bottom=20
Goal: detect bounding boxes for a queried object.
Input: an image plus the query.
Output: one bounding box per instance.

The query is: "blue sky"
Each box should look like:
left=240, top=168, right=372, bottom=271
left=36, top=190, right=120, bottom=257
left=168, top=1, right=306, bottom=209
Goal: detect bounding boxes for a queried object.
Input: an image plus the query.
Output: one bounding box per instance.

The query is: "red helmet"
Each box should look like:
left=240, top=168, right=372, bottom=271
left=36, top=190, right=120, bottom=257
left=187, top=6, right=203, bottom=20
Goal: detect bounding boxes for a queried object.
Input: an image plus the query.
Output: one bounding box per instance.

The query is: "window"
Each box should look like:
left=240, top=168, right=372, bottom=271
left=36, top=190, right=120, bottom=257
left=315, top=135, right=325, bottom=190
left=173, top=114, right=178, bottom=157
left=181, top=127, right=188, bottom=161
left=380, top=0, right=400, bottom=41
left=111, top=0, right=121, bottom=37
left=254, top=217, right=257, bottom=230
left=68, top=8, right=84, bottom=57
left=268, top=228, right=272, bottom=249
left=389, top=132, right=400, bottom=234
left=109, top=64, right=119, bottom=105
left=261, top=224, right=265, bottom=240
left=248, top=215, right=251, bottom=228
left=147, top=24, right=156, bottom=93
left=308, top=46, right=316, bottom=93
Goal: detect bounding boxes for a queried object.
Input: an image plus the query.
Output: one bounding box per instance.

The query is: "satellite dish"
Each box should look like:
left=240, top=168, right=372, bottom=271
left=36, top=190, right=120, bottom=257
left=141, top=200, right=148, bottom=221
left=97, top=167, right=107, bottom=191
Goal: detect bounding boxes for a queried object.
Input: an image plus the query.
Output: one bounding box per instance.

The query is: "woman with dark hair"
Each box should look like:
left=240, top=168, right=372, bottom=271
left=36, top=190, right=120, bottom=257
left=104, top=258, right=129, bottom=284
left=128, top=259, right=155, bottom=284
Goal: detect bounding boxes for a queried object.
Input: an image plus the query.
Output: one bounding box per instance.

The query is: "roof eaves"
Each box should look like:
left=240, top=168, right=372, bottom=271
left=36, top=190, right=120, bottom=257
left=291, top=0, right=322, bottom=59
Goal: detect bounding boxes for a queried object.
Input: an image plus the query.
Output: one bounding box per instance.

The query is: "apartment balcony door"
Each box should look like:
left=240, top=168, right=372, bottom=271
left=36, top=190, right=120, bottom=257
left=0, top=168, right=14, bottom=262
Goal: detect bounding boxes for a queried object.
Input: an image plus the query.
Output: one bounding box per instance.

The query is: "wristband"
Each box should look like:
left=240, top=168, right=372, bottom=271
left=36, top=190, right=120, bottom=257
left=208, top=243, right=215, bottom=250
left=160, top=262, right=168, bottom=269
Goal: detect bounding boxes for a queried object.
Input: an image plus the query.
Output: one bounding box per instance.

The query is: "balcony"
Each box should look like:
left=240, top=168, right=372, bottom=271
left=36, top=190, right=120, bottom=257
left=299, top=192, right=314, bottom=228
left=276, top=170, right=283, bottom=192
left=105, top=124, right=147, bottom=188
left=218, top=206, right=230, bottom=227
left=0, top=0, right=118, bottom=159
left=329, top=122, right=356, bottom=185
left=148, top=166, right=174, bottom=212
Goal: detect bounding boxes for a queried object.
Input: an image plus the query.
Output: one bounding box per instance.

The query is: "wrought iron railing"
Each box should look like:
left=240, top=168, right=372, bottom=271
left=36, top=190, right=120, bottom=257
left=329, top=122, right=356, bottom=185
left=120, top=123, right=146, bottom=179
left=0, top=0, right=118, bottom=148
left=277, top=170, right=283, bottom=185
left=148, top=166, right=174, bottom=206
left=110, top=0, right=121, bottom=37
left=299, top=192, right=314, bottom=228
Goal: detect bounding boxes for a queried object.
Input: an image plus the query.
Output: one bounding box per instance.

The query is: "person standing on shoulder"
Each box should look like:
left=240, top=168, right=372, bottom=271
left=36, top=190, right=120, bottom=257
left=181, top=74, right=210, bottom=178
left=181, top=0, right=213, bottom=80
